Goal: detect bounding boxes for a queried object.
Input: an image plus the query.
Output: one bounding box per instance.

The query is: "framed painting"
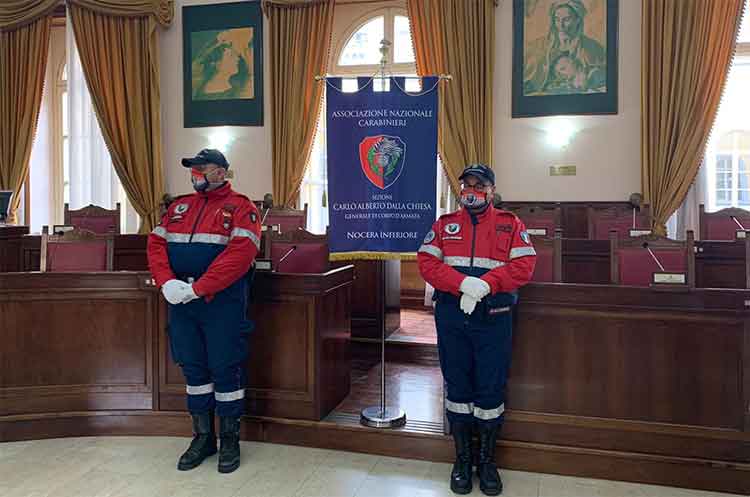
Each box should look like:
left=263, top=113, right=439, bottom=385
left=183, top=1, right=263, bottom=127
left=512, top=0, right=618, bottom=118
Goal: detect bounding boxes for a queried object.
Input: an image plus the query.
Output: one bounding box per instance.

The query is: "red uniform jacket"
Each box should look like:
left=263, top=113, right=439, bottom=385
left=417, top=206, right=536, bottom=296
left=147, top=183, right=261, bottom=298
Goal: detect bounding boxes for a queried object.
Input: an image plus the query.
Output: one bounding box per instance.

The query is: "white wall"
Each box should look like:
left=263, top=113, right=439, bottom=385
left=159, top=0, right=641, bottom=203
left=493, top=0, right=642, bottom=201
left=159, top=0, right=272, bottom=200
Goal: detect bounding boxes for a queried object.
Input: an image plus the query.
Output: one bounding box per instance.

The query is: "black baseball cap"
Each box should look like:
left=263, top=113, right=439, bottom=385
left=459, top=164, right=495, bottom=186
left=181, top=148, right=230, bottom=169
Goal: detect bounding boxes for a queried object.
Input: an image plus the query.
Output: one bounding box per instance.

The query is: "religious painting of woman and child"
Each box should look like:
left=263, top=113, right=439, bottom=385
left=512, top=0, right=619, bottom=118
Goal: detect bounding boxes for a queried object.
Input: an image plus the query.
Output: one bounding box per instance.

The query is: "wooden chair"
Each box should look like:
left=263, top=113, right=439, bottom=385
left=503, top=204, right=561, bottom=238
left=262, top=204, right=308, bottom=234
left=588, top=204, right=651, bottom=240
left=530, top=229, right=562, bottom=283
left=40, top=226, right=114, bottom=272
left=64, top=203, right=121, bottom=234
left=267, top=228, right=329, bottom=274
left=610, top=230, right=694, bottom=287
left=699, top=204, right=750, bottom=240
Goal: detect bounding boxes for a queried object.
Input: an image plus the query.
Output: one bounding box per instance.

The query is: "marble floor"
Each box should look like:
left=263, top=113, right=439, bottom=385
left=0, top=437, right=740, bottom=497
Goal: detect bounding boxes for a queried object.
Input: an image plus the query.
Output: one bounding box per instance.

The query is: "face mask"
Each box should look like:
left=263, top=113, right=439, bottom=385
left=191, top=168, right=224, bottom=192
left=191, top=169, right=209, bottom=192
left=460, top=188, right=488, bottom=209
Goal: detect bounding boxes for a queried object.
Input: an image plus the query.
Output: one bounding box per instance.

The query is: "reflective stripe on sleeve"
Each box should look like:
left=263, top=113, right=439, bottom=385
left=231, top=227, right=261, bottom=250
left=151, top=226, right=167, bottom=239
left=510, top=246, right=537, bottom=259
left=418, top=244, right=443, bottom=260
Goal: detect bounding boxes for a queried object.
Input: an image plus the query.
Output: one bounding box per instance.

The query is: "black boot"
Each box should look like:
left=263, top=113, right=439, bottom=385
left=449, top=420, right=473, bottom=495
left=218, top=416, right=241, bottom=473
left=477, top=423, right=503, bottom=495
left=178, top=412, right=217, bottom=471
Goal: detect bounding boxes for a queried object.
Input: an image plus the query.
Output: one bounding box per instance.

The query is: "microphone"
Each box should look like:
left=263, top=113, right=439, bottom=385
left=629, top=193, right=642, bottom=229
left=277, top=245, right=297, bottom=271
left=731, top=215, right=746, bottom=230
left=260, top=206, right=271, bottom=225
left=642, top=242, right=665, bottom=271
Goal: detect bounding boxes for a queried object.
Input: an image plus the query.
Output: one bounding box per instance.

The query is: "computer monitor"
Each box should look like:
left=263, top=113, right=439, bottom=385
left=0, top=190, right=12, bottom=224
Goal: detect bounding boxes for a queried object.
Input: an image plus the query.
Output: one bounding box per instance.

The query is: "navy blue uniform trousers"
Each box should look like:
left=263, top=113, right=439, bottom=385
left=168, top=292, right=251, bottom=417
left=435, top=292, right=514, bottom=427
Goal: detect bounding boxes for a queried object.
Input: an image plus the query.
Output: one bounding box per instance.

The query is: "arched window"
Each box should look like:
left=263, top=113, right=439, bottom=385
left=301, top=9, right=417, bottom=234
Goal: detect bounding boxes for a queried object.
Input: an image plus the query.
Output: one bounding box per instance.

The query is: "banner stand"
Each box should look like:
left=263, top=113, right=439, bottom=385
left=317, top=39, right=450, bottom=430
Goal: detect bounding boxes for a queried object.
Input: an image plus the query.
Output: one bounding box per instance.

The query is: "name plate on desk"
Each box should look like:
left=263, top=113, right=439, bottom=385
left=255, top=259, right=272, bottom=271
left=261, top=225, right=280, bottom=233
left=527, top=228, right=547, bottom=236
left=736, top=230, right=747, bottom=240
left=652, top=272, right=687, bottom=285
left=629, top=229, right=652, bottom=237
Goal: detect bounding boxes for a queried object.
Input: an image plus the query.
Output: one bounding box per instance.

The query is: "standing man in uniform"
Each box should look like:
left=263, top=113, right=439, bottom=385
left=418, top=164, right=536, bottom=495
left=147, top=149, right=261, bottom=474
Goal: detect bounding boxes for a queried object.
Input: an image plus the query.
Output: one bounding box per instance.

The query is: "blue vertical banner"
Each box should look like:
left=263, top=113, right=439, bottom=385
left=326, top=77, right=438, bottom=259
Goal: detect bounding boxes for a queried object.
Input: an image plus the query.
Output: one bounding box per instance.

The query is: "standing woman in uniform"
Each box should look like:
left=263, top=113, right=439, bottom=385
left=418, top=164, right=536, bottom=495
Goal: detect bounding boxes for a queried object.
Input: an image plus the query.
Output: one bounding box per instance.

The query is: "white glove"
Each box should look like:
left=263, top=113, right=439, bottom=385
left=460, top=294, right=478, bottom=315
left=459, top=276, right=491, bottom=300
left=180, top=284, right=199, bottom=304
left=162, top=279, right=190, bottom=305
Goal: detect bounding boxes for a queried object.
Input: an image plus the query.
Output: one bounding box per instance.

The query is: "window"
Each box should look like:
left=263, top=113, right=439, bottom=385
left=706, top=7, right=750, bottom=211
left=24, top=20, right=137, bottom=233
left=300, top=9, right=417, bottom=234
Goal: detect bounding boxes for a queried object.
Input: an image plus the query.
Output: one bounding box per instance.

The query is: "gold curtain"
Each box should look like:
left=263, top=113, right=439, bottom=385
left=642, top=0, right=745, bottom=234
left=407, top=0, right=495, bottom=196
left=0, top=16, right=51, bottom=223
left=267, top=0, right=334, bottom=207
left=68, top=3, right=169, bottom=232
left=0, top=1, right=57, bottom=30
left=0, top=1, right=172, bottom=30
left=69, top=0, right=173, bottom=26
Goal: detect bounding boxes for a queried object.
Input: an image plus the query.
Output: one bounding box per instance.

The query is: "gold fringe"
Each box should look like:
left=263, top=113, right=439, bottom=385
left=329, top=251, right=417, bottom=261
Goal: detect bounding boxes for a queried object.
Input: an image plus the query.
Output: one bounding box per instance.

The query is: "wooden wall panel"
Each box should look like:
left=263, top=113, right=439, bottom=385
left=510, top=305, right=744, bottom=429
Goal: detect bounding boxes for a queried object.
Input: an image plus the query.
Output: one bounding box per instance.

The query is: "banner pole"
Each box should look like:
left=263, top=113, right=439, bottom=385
left=359, top=38, right=406, bottom=430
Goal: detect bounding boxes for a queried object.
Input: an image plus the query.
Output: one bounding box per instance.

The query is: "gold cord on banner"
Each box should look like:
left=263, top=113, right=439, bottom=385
left=329, top=252, right=418, bottom=261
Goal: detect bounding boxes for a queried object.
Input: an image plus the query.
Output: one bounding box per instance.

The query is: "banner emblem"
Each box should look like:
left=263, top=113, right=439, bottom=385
left=359, top=135, right=406, bottom=190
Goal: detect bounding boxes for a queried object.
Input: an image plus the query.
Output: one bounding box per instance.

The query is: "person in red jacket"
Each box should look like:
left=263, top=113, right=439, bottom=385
left=418, top=164, right=536, bottom=496
left=147, top=149, right=260, bottom=474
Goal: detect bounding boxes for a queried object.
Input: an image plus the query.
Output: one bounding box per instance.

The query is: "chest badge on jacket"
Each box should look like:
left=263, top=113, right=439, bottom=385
left=445, top=223, right=461, bottom=235
left=175, top=203, right=189, bottom=215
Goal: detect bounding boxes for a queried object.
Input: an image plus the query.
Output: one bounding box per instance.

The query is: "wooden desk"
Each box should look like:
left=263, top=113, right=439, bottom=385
left=507, top=283, right=750, bottom=474
left=0, top=267, right=354, bottom=421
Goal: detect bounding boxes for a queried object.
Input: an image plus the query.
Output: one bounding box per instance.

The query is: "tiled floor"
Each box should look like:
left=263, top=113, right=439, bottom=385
left=389, top=309, right=437, bottom=345
left=0, top=437, right=740, bottom=497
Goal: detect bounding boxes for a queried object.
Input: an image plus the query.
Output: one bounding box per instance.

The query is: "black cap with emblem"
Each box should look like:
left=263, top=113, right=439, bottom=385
left=459, top=164, right=495, bottom=186
left=181, top=148, right=230, bottom=169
